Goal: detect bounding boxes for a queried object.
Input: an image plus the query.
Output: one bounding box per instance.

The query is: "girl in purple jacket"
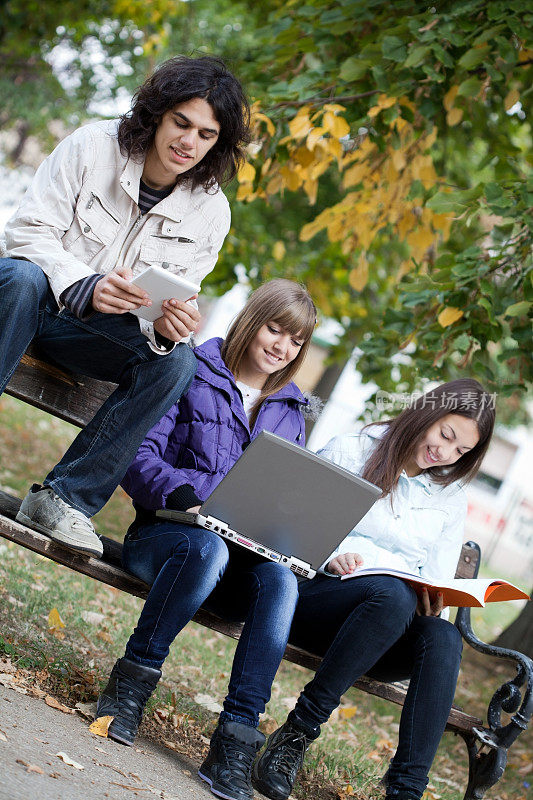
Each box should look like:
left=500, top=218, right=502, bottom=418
left=97, top=279, right=317, bottom=800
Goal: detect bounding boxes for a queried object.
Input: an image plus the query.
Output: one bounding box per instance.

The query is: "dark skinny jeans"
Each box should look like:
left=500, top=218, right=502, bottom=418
left=122, top=521, right=299, bottom=728
left=288, top=574, right=463, bottom=799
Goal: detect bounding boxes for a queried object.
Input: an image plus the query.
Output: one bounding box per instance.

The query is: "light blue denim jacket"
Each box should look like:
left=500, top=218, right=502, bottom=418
left=319, top=429, right=467, bottom=582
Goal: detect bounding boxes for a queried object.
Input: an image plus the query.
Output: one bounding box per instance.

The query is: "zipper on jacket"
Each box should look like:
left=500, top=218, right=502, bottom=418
left=85, top=192, right=121, bottom=223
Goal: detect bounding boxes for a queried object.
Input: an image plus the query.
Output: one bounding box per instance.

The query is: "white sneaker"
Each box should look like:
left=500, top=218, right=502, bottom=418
left=16, top=484, right=103, bottom=558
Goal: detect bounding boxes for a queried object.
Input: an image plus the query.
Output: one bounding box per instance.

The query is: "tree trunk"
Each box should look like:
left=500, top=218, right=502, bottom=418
left=305, top=359, right=346, bottom=440
left=493, top=593, right=533, bottom=660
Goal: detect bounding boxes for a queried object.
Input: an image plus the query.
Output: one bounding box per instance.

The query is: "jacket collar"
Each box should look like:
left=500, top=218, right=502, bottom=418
left=194, top=337, right=308, bottom=406
left=120, top=158, right=194, bottom=222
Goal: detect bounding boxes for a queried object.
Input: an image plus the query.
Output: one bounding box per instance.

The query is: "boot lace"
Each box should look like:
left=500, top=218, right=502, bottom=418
left=219, top=734, right=257, bottom=787
left=270, top=728, right=309, bottom=780
left=115, top=672, right=154, bottom=725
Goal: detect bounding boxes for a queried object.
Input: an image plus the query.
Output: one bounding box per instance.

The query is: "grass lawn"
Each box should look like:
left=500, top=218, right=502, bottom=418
left=0, top=395, right=530, bottom=800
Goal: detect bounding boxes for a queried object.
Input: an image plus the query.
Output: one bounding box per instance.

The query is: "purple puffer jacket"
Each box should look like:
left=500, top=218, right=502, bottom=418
left=122, top=337, right=309, bottom=512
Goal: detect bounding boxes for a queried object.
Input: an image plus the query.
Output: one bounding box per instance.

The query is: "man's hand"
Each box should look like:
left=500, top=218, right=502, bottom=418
left=92, top=267, right=152, bottom=314
left=327, top=552, right=364, bottom=576
left=186, top=505, right=202, bottom=513
left=416, top=587, right=444, bottom=617
left=153, top=296, right=201, bottom=343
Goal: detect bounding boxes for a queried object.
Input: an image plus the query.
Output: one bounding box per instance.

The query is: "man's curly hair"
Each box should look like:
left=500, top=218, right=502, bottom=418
left=117, top=55, right=250, bottom=192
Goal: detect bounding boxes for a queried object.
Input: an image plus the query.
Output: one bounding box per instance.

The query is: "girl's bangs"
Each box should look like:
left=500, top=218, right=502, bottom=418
left=273, top=301, right=316, bottom=341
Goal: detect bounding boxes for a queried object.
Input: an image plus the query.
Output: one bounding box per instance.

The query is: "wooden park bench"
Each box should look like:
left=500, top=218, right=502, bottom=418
left=1, top=344, right=531, bottom=800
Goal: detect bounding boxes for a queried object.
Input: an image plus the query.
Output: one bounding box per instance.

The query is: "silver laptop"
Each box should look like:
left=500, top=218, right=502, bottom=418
left=156, top=431, right=380, bottom=579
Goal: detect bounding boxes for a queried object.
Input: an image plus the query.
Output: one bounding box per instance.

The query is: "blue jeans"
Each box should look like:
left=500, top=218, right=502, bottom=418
left=0, top=258, right=196, bottom=516
left=289, top=574, right=463, bottom=799
left=122, top=521, right=299, bottom=728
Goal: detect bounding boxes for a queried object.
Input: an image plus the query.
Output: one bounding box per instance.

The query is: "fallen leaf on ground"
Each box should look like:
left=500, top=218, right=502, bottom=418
left=75, top=701, right=96, bottom=719
left=45, top=695, right=74, bottom=714
left=89, top=716, right=114, bottom=737
left=111, top=783, right=148, bottom=791
left=338, top=706, right=358, bottom=720
left=27, top=686, right=47, bottom=699
left=81, top=610, right=105, bottom=625
left=0, top=729, right=7, bottom=741
left=0, top=674, right=27, bottom=694
left=16, top=758, right=44, bottom=774
left=193, top=693, right=223, bottom=713
left=48, top=607, right=66, bottom=639
left=56, top=752, right=84, bottom=770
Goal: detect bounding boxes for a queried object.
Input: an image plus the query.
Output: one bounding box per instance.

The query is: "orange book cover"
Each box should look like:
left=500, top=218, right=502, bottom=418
left=340, top=568, right=530, bottom=608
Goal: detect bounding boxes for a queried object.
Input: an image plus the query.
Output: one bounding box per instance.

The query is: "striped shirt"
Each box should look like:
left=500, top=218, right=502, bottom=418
left=60, top=179, right=174, bottom=319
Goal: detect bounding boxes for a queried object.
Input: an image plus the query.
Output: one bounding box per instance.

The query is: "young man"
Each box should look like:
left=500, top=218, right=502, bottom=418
left=0, top=55, right=250, bottom=559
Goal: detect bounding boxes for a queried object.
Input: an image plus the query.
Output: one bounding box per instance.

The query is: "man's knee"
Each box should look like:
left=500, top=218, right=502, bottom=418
left=0, top=258, right=48, bottom=301
left=154, top=342, right=197, bottom=392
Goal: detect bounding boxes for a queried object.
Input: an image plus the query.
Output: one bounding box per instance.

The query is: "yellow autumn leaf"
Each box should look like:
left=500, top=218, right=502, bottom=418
left=377, top=94, right=397, bottom=109
left=323, top=111, right=350, bottom=139
left=438, top=307, right=464, bottom=327
left=289, top=112, right=312, bottom=139
left=343, top=162, right=369, bottom=188
left=89, top=716, right=114, bottom=738
left=367, top=104, right=382, bottom=119
left=323, top=102, right=346, bottom=114
left=303, top=177, right=318, bottom=204
left=293, top=146, right=315, bottom=167
left=338, top=705, right=358, bottom=719
left=443, top=85, right=459, bottom=111
left=48, top=607, right=65, bottom=632
left=273, top=241, right=286, bottom=261
left=407, top=226, right=435, bottom=255
left=392, top=150, right=407, bottom=171
left=237, top=162, right=255, bottom=183
left=504, top=88, right=519, bottom=111
left=349, top=253, right=369, bottom=292
left=307, top=126, right=326, bottom=149
left=300, top=218, right=323, bottom=242
left=446, top=107, right=463, bottom=126
left=266, top=175, right=283, bottom=195
left=252, top=111, right=275, bottom=136
left=280, top=165, right=302, bottom=191
left=236, top=184, right=254, bottom=201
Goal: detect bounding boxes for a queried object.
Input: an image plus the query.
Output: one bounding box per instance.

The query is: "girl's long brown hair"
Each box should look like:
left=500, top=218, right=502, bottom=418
left=221, top=280, right=317, bottom=428
left=362, top=379, right=495, bottom=496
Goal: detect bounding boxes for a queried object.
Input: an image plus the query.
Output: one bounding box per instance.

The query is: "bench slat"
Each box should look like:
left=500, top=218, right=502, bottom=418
left=6, top=350, right=114, bottom=427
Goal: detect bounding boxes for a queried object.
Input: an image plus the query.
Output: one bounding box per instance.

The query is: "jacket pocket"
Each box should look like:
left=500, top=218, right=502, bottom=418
left=62, top=191, right=121, bottom=258
left=139, top=237, right=196, bottom=273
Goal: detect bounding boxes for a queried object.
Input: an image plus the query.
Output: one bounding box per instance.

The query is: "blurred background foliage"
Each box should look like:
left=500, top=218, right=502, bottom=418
left=1, top=0, right=532, bottom=423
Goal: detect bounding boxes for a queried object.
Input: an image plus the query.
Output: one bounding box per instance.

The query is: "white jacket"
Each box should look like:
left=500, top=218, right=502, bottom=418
left=319, top=429, right=467, bottom=584
left=3, top=119, right=231, bottom=350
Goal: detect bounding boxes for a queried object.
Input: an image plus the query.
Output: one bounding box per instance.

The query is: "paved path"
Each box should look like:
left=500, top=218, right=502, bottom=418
left=0, top=684, right=224, bottom=800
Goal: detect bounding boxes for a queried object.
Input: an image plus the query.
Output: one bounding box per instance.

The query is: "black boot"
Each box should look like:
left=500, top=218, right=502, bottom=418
left=252, top=714, right=319, bottom=800
left=198, top=720, right=266, bottom=800
left=96, top=656, right=161, bottom=746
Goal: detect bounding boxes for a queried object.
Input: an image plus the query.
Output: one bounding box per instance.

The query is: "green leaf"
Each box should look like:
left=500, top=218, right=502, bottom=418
left=457, top=77, right=482, bottom=97
left=340, top=57, right=369, bottom=81
left=382, top=36, right=407, bottom=62
left=457, top=44, right=491, bottom=69
left=403, top=45, right=430, bottom=68
left=504, top=301, right=531, bottom=317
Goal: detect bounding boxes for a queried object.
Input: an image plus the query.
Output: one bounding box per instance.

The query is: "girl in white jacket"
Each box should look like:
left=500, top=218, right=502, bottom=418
left=253, top=379, right=495, bottom=800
